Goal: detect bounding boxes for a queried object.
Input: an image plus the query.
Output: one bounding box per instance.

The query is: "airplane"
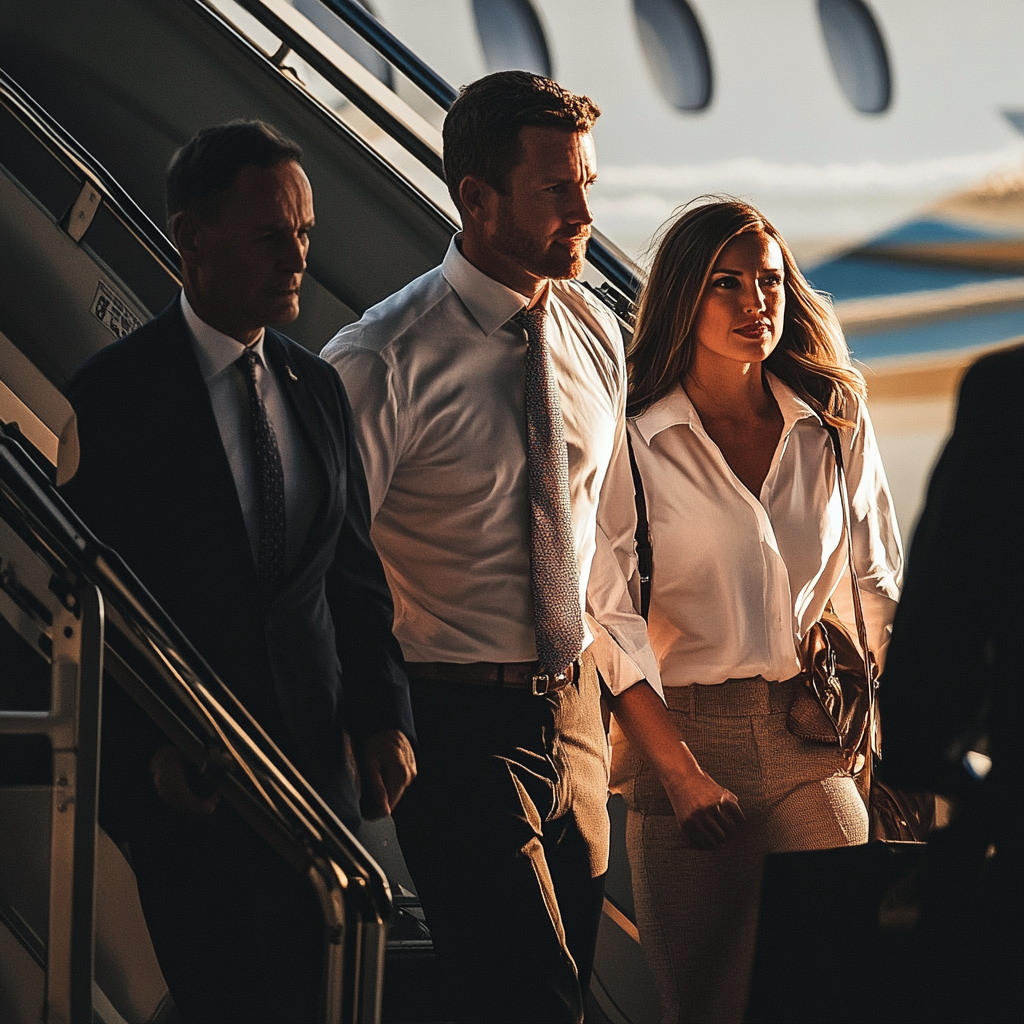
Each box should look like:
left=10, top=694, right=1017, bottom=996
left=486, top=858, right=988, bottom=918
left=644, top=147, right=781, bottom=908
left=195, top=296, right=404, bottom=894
left=1, top=1, right=1019, bottom=1022
left=315, top=0, right=1024, bottom=538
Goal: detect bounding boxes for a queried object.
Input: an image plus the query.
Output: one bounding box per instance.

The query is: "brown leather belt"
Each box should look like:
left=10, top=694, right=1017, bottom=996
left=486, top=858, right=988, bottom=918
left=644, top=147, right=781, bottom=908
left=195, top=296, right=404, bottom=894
left=405, top=659, right=578, bottom=695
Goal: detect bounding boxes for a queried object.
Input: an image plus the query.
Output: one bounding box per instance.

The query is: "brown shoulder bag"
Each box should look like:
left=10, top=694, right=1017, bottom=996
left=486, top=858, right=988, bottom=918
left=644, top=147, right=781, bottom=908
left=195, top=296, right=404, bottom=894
left=786, top=424, right=934, bottom=842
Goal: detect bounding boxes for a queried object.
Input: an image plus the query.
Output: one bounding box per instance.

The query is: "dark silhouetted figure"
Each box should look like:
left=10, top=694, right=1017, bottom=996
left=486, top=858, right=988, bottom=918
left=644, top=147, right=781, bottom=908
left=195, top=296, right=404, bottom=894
left=881, top=342, right=1023, bottom=1023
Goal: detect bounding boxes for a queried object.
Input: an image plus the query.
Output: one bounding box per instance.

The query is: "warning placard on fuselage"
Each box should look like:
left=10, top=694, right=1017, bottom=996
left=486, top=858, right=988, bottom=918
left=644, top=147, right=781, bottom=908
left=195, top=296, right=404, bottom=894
left=91, top=281, right=142, bottom=339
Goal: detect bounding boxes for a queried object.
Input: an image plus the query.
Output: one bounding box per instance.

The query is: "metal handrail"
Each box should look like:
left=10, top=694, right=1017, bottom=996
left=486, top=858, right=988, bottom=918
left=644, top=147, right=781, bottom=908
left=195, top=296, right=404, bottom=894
left=231, top=0, right=445, bottom=181
left=0, top=428, right=389, bottom=1022
left=6, top=2, right=639, bottom=306
left=3, top=52, right=390, bottom=1015
left=0, top=568, right=103, bottom=1024
left=222, top=0, right=642, bottom=302
left=316, top=0, right=642, bottom=298
left=0, top=428, right=392, bottom=884
left=316, top=0, right=458, bottom=109
left=0, top=67, right=181, bottom=282
left=3, top=6, right=642, bottom=1015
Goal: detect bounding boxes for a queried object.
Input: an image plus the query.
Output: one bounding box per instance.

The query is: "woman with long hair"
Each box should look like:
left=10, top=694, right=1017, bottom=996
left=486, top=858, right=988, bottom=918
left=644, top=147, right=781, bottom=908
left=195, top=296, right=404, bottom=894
left=603, top=198, right=903, bottom=1022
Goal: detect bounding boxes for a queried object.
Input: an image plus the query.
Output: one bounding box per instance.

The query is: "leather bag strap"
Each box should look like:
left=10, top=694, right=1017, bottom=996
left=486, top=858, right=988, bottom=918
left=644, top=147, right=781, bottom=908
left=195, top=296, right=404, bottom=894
left=626, top=421, right=877, bottom=773
left=824, top=423, right=880, bottom=779
left=823, top=424, right=872, bottom=673
left=626, top=432, right=653, bottom=621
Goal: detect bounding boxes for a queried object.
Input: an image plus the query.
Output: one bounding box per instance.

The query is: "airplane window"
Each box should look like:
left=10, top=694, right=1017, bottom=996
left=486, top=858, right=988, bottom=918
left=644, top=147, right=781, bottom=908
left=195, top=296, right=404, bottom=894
left=818, top=0, right=891, bottom=114
left=472, top=0, right=552, bottom=78
left=291, top=0, right=393, bottom=87
left=1004, top=110, right=1024, bottom=135
left=633, top=0, right=713, bottom=112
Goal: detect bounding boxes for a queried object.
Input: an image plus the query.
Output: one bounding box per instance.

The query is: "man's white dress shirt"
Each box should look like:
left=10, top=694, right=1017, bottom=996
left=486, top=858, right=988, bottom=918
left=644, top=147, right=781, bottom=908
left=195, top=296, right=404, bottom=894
left=599, top=375, right=903, bottom=688
left=322, top=237, right=658, bottom=693
left=182, top=292, right=319, bottom=571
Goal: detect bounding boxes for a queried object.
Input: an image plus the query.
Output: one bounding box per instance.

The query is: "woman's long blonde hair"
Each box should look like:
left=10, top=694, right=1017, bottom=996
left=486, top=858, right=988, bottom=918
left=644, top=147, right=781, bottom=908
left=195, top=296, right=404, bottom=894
left=627, top=197, right=865, bottom=423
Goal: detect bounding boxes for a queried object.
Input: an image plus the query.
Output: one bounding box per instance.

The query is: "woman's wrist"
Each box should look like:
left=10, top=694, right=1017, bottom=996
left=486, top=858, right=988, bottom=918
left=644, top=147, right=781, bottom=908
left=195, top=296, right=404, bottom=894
left=654, top=740, right=706, bottom=787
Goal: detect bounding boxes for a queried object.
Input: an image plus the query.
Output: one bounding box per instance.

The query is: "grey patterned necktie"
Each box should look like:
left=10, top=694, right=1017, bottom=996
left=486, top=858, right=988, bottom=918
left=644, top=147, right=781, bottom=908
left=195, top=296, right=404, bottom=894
left=237, top=347, right=286, bottom=586
left=513, top=306, right=585, bottom=673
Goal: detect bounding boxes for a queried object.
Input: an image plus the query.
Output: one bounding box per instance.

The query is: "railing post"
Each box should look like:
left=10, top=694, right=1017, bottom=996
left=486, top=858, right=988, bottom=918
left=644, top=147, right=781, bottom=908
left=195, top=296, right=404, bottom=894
left=44, top=583, right=103, bottom=1024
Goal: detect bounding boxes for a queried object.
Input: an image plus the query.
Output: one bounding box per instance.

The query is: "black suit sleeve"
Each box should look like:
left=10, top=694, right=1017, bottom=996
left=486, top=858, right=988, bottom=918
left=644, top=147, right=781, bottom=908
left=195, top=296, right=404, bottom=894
left=324, top=372, right=415, bottom=753
left=62, top=348, right=168, bottom=837
left=880, top=347, right=1024, bottom=799
left=63, top=359, right=129, bottom=541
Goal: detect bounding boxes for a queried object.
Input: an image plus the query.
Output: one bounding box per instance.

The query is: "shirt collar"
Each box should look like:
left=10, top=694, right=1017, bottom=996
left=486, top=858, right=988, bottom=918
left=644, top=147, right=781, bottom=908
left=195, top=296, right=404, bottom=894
left=766, top=373, right=822, bottom=433
left=631, top=382, right=696, bottom=445
left=631, top=372, right=820, bottom=445
left=181, top=291, right=266, bottom=381
left=440, top=234, right=549, bottom=337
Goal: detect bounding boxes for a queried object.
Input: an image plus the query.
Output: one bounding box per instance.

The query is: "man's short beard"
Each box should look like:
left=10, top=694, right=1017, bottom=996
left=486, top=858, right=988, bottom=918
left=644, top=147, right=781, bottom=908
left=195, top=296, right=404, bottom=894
left=494, top=201, right=588, bottom=281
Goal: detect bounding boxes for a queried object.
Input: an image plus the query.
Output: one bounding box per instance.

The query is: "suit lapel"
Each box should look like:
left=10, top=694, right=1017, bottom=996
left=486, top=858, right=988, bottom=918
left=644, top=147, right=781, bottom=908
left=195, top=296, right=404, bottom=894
left=263, top=333, right=329, bottom=463
left=262, top=331, right=338, bottom=582
left=263, top=331, right=335, bottom=494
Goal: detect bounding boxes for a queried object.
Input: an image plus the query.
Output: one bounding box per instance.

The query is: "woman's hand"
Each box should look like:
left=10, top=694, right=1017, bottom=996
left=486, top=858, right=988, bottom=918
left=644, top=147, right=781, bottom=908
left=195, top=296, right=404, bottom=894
left=659, top=754, right=744, bottom=849
left=605, top=680, right=745, bottom=848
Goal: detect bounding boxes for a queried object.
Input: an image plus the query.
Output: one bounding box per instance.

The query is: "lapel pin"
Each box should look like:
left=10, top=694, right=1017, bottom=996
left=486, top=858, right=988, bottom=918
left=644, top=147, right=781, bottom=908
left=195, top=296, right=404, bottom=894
left=286, top=365, right=298, bottom=381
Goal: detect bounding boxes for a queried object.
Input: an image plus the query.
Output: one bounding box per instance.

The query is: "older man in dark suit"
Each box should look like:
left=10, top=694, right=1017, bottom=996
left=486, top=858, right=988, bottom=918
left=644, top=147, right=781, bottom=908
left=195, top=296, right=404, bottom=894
left=63, top=120, right=415, bottom=1023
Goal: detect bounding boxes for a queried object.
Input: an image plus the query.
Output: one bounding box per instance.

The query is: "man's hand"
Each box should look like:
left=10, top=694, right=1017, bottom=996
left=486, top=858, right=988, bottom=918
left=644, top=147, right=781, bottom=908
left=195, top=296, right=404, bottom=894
left=359, top=729, right=416, bottom=820
left=149, top=744, right=220, bottom=816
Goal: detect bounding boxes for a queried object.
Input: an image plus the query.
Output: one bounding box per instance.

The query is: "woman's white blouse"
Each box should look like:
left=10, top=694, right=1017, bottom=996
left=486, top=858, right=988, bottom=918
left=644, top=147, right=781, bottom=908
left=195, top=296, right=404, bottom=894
left=601, top=375, right=903, bottom=688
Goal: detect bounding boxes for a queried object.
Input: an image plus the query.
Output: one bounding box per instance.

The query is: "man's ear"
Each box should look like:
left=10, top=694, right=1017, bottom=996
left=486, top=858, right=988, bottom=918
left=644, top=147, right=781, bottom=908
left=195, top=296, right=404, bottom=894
left=173, top=210, right=203, bottom=265
left=458, top=175, right=498, bottom=229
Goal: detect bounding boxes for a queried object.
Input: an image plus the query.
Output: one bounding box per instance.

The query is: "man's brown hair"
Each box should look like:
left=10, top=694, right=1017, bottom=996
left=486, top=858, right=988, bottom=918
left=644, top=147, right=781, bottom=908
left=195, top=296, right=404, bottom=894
left=442, top=71, right=600, bottom=214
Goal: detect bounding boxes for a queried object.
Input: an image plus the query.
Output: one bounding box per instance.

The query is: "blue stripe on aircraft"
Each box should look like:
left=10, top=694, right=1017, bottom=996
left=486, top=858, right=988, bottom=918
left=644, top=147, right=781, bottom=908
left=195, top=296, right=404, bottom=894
left=865, top=218, right=1018, bottom=245
left=849, top=307, right=1024, bottom=362
left=806, top=257, right=1018, bottom=302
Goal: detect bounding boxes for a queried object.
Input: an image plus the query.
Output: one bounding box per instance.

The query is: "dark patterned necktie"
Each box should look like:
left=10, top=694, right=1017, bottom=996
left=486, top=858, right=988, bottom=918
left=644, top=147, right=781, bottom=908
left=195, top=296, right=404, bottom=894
left=513, top=306, right=585, bottom=674
left=237, top=348, right=286, bottom=586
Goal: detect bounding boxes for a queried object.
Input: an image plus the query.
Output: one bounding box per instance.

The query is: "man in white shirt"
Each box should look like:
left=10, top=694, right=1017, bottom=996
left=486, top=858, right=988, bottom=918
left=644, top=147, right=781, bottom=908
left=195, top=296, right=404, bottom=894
left=323, top=72, right=681, bottom=1024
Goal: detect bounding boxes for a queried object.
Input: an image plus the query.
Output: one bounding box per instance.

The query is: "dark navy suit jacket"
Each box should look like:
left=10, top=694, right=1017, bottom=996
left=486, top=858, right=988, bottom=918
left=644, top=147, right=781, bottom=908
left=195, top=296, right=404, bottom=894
left=63, top=298, right=413, bottom=828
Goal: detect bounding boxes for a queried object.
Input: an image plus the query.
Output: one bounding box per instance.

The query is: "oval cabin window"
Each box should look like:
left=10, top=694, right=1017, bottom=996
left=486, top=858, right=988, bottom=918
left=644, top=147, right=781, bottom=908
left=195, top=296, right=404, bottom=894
left=633, top=0, right=713, bottom=112
left=818, top=0, right=892, bottom=113
left=472, top=0, right=552, bottom=78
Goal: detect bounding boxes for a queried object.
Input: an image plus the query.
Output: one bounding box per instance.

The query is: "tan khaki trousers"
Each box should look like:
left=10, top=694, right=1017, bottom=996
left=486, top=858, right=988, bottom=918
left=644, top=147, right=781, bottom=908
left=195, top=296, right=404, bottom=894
left=616, top=677, right=868, bottom=1024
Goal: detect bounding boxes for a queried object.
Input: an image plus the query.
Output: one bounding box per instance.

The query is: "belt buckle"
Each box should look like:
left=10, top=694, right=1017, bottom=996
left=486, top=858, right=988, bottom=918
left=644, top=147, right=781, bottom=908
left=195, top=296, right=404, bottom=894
left=531, top=666, right=569, bottom=696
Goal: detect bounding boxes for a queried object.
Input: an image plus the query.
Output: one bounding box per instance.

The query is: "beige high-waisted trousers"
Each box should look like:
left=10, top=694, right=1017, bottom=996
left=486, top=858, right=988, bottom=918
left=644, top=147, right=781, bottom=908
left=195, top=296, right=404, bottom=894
left=616, top=677, right=868, bottom=1024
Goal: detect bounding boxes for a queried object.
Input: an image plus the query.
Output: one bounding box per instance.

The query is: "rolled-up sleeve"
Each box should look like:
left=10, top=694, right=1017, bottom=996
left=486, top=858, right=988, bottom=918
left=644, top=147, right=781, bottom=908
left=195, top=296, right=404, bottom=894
left=588, top=409, right=662, bottom=696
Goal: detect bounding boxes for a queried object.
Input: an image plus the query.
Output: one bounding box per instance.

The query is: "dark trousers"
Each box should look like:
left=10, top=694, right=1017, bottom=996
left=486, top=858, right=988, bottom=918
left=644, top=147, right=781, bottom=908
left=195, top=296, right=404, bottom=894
left=392, top=653, right=609, bottom=1024
left=127, top=799, right=324, bottom=1023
